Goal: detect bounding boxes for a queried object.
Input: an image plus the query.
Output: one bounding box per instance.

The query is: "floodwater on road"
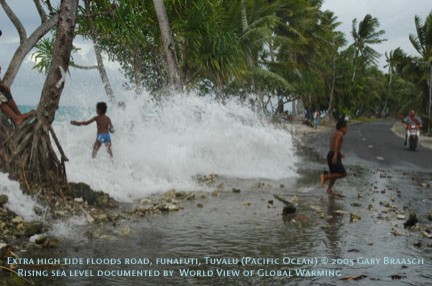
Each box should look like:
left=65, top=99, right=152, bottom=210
left=6, top=143, right=432, bottom=286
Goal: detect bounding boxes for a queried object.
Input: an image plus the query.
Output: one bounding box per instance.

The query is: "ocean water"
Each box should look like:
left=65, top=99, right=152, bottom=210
left=1, top=91, right=299, bottom=209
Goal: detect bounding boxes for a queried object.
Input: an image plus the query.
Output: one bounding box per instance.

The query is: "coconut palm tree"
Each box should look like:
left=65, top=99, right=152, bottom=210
left=409, top=11, right=432, bottom=131
left=153, top=0, right=181, bottom=92
left=350, top=14, right=386, bottom=81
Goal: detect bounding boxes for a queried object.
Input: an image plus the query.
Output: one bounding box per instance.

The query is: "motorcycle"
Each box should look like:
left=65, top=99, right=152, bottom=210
left=407, top=124, right=420, bottom=151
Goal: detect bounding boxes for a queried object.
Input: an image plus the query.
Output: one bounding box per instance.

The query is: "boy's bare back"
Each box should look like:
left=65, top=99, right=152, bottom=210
left=94, top=114, right=113, bottom=134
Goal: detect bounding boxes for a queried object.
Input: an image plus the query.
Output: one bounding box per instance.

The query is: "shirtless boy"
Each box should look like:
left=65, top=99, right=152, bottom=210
left=71, top=102, right=114, bottom=158
left=320, top=118, right=348, bottom=196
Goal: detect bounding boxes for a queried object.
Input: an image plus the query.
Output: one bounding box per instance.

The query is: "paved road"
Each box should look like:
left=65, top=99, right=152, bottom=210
left=345, top=120, right=432, bottom=169
left=313, top=120, right=432, bottom=170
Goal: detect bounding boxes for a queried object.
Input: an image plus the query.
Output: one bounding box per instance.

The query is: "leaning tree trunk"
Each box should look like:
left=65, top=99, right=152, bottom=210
left=241, top=0, right=255, bottom=92
left=152, top=0, right=181, bottom=92
left=0, top=0, right=78, bottom=193
left=0, top=0, right=58, bottom=86
left=84, top=0, right=115, bottom=102
left=326, top=55, right=337, bottom=121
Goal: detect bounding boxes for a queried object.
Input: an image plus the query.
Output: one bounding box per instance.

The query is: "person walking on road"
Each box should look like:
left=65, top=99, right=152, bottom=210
left=320, top=117, right=348, bottom=197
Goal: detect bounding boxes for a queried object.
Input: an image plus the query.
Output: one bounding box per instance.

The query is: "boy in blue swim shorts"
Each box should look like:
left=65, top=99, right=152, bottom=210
left=71, top=102, right=114, bottom=158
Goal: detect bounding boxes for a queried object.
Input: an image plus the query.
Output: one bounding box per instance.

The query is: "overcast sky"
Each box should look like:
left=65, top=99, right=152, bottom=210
left=322, top=0, right=432, bottom=68
left=1, top=1, right=432, bottom=105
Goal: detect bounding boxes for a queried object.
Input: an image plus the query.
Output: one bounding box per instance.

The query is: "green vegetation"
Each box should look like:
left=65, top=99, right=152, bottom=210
left=26, top=1, right=432, bottom=129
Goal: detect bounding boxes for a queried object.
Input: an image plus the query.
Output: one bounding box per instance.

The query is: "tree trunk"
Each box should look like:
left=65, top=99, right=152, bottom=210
left=380, top=70, right=392, bottom=117
left=132, top=51, right=143, bottom=95
left=84, top=0, right=115, bottom=102
left=241, top=0, right=255, bottom=92
left=326, top=55, right=337, bottom=120
left=152, top=0, right=181, bottom=92
left=0, top=0, right=58, bottom=86
left=0, top=0, right=78, bottom=192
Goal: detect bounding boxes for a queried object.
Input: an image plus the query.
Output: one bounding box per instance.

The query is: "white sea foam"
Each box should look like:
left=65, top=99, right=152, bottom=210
left=54, top=91, right=299, bottom=202
left=0, top=173, right=40, bottom=220
left=1, top=91, right=299, bottom=206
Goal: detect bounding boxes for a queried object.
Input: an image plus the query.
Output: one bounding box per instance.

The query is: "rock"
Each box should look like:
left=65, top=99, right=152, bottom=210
left=350, top=213, right=361, bottom=223
left=282, top=204, right=296, bottom=215
left=67, top=182, right=118, bottom=209
left=0, top=243, right=13, bottom=260
left=310, top=206, right=323, bottom=213
left=162, top=189, right=177, bottom=200
left=396, top=214, right=406, bottom=220
left=86, top=213, right=95, bottom=223
left=335, top=210, right=347, bottom=216
left=267, top=204, right=275, bottom=209
left=35, top=236, right=48, bottom=245
left=421, top=231, right=432, bottom=239
left=390, top=274, right=407, bottom=280
left=160, top=203, right=182, bottom=212
left=43, top=238, right=60, bottom=249
left=24, top=221, right=45, bottom=237
left=273, top=194, right=296, bottom=215
left=0, top=194, right=8, bottom=207
left=123, top=226, right=131, bottom=236
left=419, top=182, right=430, bottom=188
left=90, top=210, right=109, bottom=222
left=404, top=212, right=418, bottom=228
left=11, top=216, right=24, bottom=224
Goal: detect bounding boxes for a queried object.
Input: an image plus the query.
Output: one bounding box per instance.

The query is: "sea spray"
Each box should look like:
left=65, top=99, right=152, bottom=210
left=0, top=173, right=40, bottom=220
left=55, top=92, right=298, bottom=202
left=0, top=91, right=300, bottom=239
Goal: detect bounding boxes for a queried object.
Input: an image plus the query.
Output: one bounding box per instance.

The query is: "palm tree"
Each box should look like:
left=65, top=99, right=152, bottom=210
left=169, top=0, right=248, bottom=96
left=409, top=12, right=432, bottom=60
left=409, top=11, right=432, bottom=131
left=350, top=14, right=386, bottom=81
left=153, top=0, right=181, bottom=92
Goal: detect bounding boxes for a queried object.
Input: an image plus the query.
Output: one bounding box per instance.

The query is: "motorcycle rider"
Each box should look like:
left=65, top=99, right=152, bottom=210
left=402, top=109, right=422, bottom=146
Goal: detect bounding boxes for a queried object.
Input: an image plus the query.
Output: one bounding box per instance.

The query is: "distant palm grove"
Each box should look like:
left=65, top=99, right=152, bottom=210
left=26, top=0, right=432, bottom=129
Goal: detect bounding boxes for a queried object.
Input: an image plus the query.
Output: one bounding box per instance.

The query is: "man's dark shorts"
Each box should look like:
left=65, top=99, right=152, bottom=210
left=327, top=151, right=346, bottom=174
